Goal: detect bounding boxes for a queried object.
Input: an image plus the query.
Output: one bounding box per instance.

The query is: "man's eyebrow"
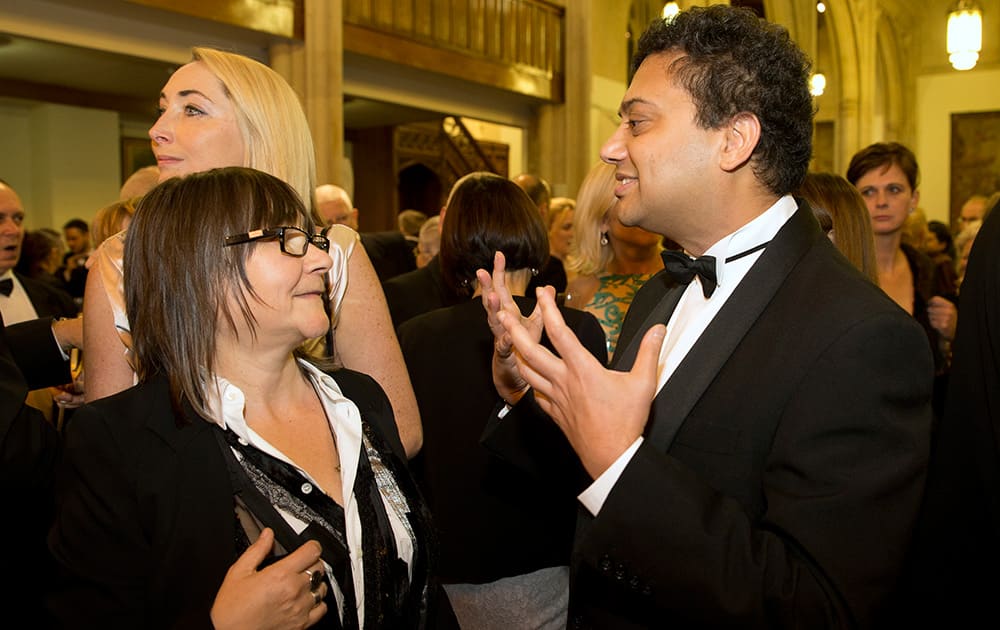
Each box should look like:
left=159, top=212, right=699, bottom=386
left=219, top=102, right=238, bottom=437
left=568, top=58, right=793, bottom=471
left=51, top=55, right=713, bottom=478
left=618, top=98, right=654, bottom=117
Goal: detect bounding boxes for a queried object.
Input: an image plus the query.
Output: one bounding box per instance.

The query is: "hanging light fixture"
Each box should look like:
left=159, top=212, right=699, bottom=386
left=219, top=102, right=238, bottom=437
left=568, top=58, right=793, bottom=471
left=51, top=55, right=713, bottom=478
left=810, top=73, right=827, bottom=96
left=947, top=0, right=983, bottom=71
left=809, top=2, right=826, bottom=96
left=663, top=2, right=680, bottom=21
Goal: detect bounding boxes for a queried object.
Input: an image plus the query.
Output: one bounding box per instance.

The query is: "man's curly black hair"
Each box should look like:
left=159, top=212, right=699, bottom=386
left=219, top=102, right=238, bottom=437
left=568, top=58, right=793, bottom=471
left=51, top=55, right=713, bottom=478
left=634, top=5, right=815, bottom=196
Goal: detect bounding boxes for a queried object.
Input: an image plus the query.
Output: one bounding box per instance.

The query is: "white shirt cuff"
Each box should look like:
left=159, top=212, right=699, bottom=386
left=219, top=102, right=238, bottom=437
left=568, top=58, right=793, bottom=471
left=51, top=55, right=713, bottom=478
left=50, top=326, right=69, bottom=361
left=577, top=437, right=644, bottom=516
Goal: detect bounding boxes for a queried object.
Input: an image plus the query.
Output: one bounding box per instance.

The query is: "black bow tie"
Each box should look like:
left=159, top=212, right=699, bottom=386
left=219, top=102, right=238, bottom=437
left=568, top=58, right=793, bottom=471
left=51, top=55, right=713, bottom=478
left=661, top=241, right=770, bottom=298
left=0, top=278, right=12, bottom=297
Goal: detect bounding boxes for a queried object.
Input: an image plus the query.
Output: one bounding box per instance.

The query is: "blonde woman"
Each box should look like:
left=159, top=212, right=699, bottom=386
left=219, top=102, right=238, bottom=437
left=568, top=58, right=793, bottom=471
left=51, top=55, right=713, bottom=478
left=83, top=47, right=422, bottom=456
left=564, top=162, right=663, bottom=355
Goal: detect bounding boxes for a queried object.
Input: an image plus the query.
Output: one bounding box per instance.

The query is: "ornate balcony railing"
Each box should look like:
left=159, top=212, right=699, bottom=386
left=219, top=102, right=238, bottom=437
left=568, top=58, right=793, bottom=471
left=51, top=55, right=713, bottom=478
left=344, top=0, right=565, bottom=102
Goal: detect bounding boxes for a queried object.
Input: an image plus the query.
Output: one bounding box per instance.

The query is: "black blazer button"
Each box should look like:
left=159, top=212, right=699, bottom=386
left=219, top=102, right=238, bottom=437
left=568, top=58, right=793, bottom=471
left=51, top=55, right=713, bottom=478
left=598, top=555, right=612, bottom=573
left=614, top=563, right=626, bottom=581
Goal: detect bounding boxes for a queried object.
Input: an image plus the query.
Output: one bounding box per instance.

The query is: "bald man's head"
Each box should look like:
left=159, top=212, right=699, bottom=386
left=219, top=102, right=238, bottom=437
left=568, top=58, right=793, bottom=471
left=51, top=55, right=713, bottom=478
left=315, top=184, right=359, bottom=230
left=0, top=181, right=25, bottom=274
left=513, top=173, right=551, bottom=219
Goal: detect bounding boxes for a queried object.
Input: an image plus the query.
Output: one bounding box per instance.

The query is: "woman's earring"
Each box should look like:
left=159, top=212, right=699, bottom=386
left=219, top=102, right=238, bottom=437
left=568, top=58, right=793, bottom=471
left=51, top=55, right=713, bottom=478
left=600, top=232, right=609, bottom=246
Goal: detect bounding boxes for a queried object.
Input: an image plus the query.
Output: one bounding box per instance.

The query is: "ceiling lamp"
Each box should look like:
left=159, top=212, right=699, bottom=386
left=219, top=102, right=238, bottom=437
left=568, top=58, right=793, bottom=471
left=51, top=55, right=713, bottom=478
left=947, top=0, right=983, bottom=71
left=663, top=2, right=680, bottom=21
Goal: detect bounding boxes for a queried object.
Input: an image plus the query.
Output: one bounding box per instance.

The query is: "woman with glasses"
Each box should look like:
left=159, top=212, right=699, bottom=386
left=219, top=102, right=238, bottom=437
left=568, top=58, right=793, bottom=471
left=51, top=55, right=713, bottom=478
left=83, top=46, right=423, bottom=459
left=49, top=167, right=451, bottom=628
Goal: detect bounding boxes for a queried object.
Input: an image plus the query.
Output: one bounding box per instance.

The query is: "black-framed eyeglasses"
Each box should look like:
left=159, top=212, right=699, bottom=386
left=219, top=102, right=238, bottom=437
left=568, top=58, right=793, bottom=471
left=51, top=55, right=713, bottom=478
left=224, top=226, right=330, bottom=257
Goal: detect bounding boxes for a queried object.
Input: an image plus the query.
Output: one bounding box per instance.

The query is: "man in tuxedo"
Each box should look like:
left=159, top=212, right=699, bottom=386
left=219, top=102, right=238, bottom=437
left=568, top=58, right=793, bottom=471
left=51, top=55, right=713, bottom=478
left=481, top=6, right=933, bottom=628
left=1, top=312, right=72, bottom=621
left=0, top=180, right=79, bottom=325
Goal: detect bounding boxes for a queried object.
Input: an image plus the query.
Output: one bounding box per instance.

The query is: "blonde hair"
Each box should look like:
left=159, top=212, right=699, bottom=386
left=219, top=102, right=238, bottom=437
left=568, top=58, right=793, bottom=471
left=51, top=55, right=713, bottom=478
left=566, top=162, right=617, bottom=277
left=548, top=197, right=576, bottom=230
left=92, top=197, right=139, bottom=246
left=191, top=47, right=316, bottom=213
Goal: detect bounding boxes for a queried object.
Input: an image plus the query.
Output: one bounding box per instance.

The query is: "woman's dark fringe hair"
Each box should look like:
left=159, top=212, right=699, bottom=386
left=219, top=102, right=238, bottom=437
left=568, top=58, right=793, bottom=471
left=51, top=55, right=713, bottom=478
left=634, top=5, right=814, bottom=196
left=124, top=166, right=329, bottom=424
left=845, top=141, right=920, bottom=190
left=438, top=172, right=549, bottom=297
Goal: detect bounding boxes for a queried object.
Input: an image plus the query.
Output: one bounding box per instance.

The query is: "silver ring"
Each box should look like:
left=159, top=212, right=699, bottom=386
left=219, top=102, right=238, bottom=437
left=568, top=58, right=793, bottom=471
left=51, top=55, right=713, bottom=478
left=312, top=589, right=322, bottom=607
left=305, top=568, right=324, bottom=591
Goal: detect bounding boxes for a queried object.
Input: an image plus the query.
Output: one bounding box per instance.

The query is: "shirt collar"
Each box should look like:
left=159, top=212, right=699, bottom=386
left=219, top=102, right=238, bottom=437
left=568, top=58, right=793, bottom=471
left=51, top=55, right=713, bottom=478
left=703, top=195, right=798, bottom=288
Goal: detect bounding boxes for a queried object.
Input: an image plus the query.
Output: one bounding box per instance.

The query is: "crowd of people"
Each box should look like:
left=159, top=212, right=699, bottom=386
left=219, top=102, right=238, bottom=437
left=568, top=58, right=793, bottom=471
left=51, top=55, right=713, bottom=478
left=2, top=4, right=998, bottom=628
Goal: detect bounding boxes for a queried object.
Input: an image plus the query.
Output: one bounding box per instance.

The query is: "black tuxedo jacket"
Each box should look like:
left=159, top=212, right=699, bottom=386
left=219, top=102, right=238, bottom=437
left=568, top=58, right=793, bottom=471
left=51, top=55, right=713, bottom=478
left=47, top=368, right=455, bottom=628
left=484, top=203, right=934, bottom=628
left=361, top=230, right=417, bottom=283
left=398, top=298, right=606, bottom=584
left=16, top=271, right=79, bottom=320
left=0, top=314, right=65, bottom=622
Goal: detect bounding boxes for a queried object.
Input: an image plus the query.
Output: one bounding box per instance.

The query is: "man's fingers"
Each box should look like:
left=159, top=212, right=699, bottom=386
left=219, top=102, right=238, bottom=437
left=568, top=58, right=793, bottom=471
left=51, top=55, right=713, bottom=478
left=500, top=310, right=561, bottom=389
left=534, top=287, right=597, bottom=368
left=632, top=324, right=666, bottom=383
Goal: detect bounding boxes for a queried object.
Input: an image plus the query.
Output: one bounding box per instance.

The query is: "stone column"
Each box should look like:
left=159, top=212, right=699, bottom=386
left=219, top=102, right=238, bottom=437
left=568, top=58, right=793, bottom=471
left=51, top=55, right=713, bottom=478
left=270, top=0, right=346, bottom=192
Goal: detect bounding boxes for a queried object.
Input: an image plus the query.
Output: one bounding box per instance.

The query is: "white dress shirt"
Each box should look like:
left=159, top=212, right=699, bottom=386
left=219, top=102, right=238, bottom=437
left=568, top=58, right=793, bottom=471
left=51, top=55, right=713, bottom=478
left=579, top=195, right=799, bottom=516
left=206, top=359, right=414, bottom=628
left=0, top=270, right=39, bottom=325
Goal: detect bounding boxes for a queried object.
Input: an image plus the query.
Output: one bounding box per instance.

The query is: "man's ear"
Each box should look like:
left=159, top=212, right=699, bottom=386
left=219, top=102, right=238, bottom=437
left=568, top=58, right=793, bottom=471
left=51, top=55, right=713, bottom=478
left=719, top=112, right=761, bottom=173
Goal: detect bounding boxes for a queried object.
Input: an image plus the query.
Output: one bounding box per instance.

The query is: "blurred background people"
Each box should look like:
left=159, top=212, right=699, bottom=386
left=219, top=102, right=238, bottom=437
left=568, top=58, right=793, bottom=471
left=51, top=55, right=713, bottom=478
left=925, top=219, right=959, bottom=297
left=315, top=183, right=359, bottom=230
left=58, top=218, right=91, bottom=301
left=513, top=172, right=567, bottom=295
left=16, top=229, right=71, bottom=297
left=954, top=219, right=982, bottom=289
left=90, top=197, right=138, bottom=251
left=957, top=193, right=988, bottom=233
left=118, top=165, right=160, bottom=201
left=546, top=196, right=575, bottom=280
left=564, top=162, right=663, bottom=355
left=398, top=209, right=428, bottom=250
left=415, top=215, right=441, bottom=269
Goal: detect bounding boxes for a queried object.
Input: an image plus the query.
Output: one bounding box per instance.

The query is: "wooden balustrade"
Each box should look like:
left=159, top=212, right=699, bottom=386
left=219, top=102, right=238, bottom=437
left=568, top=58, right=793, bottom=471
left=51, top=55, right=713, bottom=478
left=344, top=0, right=565, bottom=102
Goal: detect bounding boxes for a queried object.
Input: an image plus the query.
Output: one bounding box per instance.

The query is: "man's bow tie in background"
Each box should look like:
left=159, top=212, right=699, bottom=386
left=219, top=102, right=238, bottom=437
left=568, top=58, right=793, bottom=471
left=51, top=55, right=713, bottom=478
left=0, top=278, right=13, bottom=297
left=660, top=242, right=770, bottom=298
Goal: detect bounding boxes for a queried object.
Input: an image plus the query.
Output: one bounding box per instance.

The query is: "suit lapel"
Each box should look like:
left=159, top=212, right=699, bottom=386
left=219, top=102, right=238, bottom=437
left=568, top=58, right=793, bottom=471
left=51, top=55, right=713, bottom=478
left=611, top=273, right=679, bottom=371
left=644, top=204, right=820, bottom=450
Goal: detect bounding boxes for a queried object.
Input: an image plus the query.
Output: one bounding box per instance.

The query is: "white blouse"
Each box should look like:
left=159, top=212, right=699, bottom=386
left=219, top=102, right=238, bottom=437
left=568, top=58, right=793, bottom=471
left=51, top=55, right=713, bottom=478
left=207, top=359, right=415, bottom=628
